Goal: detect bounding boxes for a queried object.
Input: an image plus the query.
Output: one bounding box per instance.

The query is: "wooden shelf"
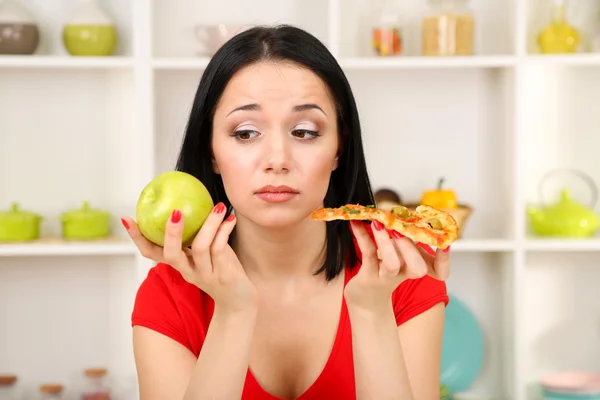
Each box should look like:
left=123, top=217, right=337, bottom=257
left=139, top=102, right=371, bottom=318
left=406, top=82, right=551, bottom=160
left=153, top=55, right=517, bottom=71
left=2, top=237, right=597, bottom=257
left=0, top=55, right=134, bottom=69
left=524, top=238, right=600, bottom=252
left=524, top=53, right=600, bottom=66
left=6, top=53, right=600, bottom=72
left=339, top=55, right=516, bottom=69
left=0, top=237, right=136, bottom=257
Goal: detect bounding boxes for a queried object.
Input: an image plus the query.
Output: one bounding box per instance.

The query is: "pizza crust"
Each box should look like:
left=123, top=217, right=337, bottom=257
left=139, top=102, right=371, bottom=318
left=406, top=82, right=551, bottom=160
left=311, top=204, right=459, bottom=250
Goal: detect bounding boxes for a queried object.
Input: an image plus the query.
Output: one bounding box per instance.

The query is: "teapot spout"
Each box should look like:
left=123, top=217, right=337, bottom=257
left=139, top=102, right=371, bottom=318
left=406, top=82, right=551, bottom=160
left=526, top=204, right=548, bottom=235
left=526, top=205, right=540, bottom=218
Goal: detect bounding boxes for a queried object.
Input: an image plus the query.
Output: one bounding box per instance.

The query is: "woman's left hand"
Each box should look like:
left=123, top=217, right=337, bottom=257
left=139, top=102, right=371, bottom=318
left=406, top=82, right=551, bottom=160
left=344, top=219, right=451, bottom=312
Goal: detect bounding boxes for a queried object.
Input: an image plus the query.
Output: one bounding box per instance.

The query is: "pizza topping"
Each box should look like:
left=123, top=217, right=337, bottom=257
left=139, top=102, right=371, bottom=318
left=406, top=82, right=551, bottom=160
left=391, top=205, right=410, bottom=218
left=426, top=218, right=443, bottom=230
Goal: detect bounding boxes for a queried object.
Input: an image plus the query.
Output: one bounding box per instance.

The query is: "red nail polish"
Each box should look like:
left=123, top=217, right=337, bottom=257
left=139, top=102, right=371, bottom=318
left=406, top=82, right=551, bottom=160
left=443, top=246, right=451, bottom=253
left=391, top=230, right=403, bottom=239
left=171, top=209, right=182, bottom=223
left=213, top=202, right=226, bottom=214
left=120, top=218, right=129, bottom=230
left=372, top=220, right=384, bottom=231
left=225, top=213, right=236, bottom=222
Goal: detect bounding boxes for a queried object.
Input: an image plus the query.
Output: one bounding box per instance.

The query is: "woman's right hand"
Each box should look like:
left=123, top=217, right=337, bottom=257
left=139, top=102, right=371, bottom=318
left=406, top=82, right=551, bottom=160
left=121, top=202, right=257, bottom=315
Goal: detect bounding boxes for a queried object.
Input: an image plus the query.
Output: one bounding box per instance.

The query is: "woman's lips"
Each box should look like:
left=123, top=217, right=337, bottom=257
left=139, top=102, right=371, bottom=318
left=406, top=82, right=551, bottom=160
left=255, top=192, right=298, bottom=202
left=254, top=185, right=299, bottom=203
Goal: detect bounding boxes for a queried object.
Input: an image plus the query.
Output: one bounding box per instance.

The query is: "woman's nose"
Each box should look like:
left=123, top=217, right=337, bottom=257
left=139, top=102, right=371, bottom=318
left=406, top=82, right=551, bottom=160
left=263, top=131, right=291, bottom=172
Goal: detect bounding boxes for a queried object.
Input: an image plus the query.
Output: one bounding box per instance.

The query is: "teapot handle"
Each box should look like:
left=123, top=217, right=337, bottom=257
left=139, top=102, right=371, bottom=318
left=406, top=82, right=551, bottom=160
left=538, top=168, right=598, bottom=208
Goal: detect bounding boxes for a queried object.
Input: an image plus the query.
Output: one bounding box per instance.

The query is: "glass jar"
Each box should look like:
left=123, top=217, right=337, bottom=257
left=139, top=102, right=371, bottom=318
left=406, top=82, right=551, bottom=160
left=370, top=0, right=404, bottom=57
left=422, top=0, right=475, bottom=56
left=372, top=13, right=404, bottom=56
left=39, top=384, right=64, bottom=399
left=0, top=376, right=17, bottom=400
left=80, top=368, right=111, bottom=400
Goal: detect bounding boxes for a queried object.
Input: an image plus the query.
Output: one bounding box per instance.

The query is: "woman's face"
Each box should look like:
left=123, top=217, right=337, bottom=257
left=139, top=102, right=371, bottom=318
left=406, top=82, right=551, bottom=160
left=211, top=60, right=340, bottom=228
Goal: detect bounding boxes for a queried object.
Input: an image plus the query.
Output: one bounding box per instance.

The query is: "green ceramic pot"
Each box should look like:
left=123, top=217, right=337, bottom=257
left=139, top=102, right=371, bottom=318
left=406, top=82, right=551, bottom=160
left=62, top=0, right=118, bottom=56
left=0, top=203, right=42, bottom=242
left=63, top=24, right=117, bottom=56
left=60, top=201, right=111, bottom=240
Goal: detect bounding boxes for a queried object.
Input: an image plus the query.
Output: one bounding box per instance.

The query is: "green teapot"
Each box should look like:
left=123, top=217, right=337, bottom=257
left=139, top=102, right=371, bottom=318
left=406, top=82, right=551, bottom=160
left=527, top=188, right=600, bottom=238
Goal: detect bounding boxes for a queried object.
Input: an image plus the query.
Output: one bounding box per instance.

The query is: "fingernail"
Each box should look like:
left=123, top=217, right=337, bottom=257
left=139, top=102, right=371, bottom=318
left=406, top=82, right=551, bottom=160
left=443, top=246, right=451, bottom=253
left=171, top=209, right=182, bottom=223
left=226, top=213, right=236, bottom=222
left=372, top=220, right=384, bottom=231
left=120, top=218, right=129, bottom=230
left=391, top=230, right=403, bottom=239
left=213, top=202, right=226, bottom=214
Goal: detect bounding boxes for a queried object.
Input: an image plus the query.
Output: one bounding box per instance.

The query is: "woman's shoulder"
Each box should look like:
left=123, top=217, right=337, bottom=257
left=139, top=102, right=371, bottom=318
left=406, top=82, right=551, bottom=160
left=135, top=262, right=204, bottom=302
left=142, top=262, right=194, bottom=287
left=131, top=262, right=213, bottom=356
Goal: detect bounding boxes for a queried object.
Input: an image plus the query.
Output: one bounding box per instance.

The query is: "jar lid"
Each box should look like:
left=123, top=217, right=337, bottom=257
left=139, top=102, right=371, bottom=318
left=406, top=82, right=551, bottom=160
left=0, top=375, right=17, bottom=386
left=39, top=384, right=64, bottom=394
left=84, top=368, right=107, bottom=377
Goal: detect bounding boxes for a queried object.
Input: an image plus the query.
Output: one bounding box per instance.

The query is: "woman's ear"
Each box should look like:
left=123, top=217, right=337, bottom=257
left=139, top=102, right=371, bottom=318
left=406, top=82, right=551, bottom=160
left=332, top=155, right=339, bottom=171
left=212, top=158, right=220, bottom=174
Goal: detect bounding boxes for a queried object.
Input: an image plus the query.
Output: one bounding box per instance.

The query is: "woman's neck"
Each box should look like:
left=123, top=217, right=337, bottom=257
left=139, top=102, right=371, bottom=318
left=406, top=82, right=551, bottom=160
left=230, top=215, right=327, bottom=282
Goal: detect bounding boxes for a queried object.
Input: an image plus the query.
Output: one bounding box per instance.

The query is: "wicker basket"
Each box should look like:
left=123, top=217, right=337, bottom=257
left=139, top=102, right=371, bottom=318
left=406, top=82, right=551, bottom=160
left=401, top=203, right=473, bottom=237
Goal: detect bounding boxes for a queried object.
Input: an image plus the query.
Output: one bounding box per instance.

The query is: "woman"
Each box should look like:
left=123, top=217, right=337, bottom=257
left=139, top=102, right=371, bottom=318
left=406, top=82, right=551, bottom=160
left=123, top=25, right=451, bottom=400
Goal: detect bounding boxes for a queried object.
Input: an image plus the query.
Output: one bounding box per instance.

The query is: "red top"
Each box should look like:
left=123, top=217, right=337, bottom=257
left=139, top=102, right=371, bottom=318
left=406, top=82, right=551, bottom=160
left=131, top=228, right=449, bottom=400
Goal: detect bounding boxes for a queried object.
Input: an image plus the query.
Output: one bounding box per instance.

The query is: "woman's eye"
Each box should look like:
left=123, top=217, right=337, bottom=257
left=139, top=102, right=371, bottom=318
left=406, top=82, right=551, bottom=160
left=233, top=130, right=259, bottom=140
left=292, top=129, right=319, bottom=139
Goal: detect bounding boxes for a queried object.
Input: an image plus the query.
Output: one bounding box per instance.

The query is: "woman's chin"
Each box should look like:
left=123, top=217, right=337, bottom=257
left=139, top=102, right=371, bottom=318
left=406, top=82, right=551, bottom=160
left=251, top=212, right=314, bottom=230
left=258, top=217, right=303, bottom=230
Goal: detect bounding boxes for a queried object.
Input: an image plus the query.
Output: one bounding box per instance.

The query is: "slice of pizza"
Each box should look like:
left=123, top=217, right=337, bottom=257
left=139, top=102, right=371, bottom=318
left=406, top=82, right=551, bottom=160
left=311, top=203, right=459, bottom=250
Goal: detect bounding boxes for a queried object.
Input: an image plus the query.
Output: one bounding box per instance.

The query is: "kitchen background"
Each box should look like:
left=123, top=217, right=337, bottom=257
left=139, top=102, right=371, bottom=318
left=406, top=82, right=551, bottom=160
left=1, top=0, right=600, bottom=399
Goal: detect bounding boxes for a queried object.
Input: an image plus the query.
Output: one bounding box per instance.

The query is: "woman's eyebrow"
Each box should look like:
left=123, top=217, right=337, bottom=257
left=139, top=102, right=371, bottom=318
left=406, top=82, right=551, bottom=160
left=292, top=103, right=326, bottom=116
left=227, top=103, right=260, bottom=116
left=227, top=103, right=326, bottom=116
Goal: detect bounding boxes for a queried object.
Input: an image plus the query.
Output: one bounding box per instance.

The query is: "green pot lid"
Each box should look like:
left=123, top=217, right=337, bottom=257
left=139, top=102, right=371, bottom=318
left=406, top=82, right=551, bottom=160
left=61, top=201, right=109, bottom=221
left=0, top=203, right=41, bottom=222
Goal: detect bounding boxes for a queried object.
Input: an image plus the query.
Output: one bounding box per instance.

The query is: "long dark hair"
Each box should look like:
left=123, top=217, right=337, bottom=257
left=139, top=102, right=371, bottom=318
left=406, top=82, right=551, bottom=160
left=175, top=25, right=374, bottom=281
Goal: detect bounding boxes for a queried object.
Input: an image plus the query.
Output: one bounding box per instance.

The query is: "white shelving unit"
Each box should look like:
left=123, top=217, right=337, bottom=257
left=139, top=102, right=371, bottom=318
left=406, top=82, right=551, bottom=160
left=1, top=0, right=600, bottom=399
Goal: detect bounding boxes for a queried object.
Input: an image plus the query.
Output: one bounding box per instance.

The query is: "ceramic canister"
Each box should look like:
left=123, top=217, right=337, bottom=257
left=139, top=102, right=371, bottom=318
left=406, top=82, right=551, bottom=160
left=0, top=0, right=40, bottom=55
left=63, top=0, right=118, bottom=56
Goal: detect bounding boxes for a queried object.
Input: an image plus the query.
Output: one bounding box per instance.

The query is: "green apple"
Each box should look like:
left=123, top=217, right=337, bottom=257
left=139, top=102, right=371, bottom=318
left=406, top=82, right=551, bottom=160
left=136, top=171, right=214, bottom=247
